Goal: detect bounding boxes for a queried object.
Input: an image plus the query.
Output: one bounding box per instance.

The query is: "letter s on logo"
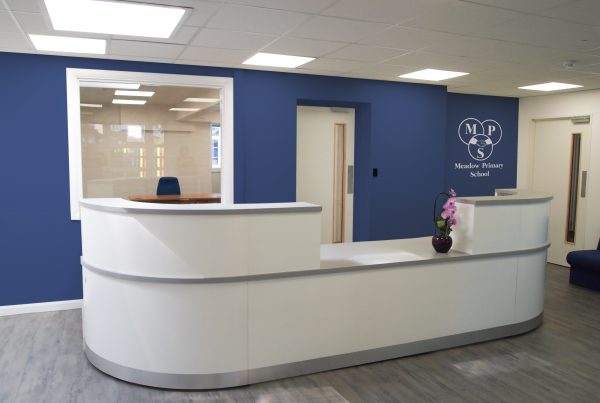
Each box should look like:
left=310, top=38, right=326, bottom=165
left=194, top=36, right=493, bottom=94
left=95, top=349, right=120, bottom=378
left=477, top=148, right=485, bottom=159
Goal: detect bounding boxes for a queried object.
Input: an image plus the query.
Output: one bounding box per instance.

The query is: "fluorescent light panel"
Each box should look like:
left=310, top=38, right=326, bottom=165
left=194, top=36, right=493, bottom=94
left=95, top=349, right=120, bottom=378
left=184, top=98, right=220, bottom=103
left=170, top=108, right=200, bottom=112
left=399, top=68, right=469, bottom=81
left=518, top=82, right=583, bottom=91
left=29, top=34, right=105, bottom=54
left=115, top=90, right=155, bottom=97
left=80, top=82, right=140, bottom=90
left=113, top=99, right=146, bottom=105
left=80, top=103, right=102, bottom=108
left=243, top=52, right=315, bottom=68
left=44, top=0, right=186, bottom=38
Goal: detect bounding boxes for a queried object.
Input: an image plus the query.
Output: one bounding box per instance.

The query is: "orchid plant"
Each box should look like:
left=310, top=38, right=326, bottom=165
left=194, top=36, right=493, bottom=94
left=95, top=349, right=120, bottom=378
left=434, top=189, right=457, bottom=238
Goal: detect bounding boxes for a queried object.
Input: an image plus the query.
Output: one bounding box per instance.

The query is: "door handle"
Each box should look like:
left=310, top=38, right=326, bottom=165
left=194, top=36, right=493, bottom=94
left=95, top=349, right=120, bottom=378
left=581, top=171, right=587, bottom=198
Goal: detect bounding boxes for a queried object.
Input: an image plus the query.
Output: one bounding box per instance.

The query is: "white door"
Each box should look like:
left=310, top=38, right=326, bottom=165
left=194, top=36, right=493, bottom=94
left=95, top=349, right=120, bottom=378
left=532, top=119, right=591, bottom=266
left=297, top=106, right=355, bottom=244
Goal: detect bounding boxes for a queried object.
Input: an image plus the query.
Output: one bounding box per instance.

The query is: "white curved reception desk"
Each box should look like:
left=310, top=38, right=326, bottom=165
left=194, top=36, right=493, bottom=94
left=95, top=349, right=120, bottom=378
left=80, top=189, right=552, bottom=389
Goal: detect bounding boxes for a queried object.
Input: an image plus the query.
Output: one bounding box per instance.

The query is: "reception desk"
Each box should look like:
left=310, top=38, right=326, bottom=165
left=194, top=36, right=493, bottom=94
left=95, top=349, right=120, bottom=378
left=80, top=189, right=551, bottom=389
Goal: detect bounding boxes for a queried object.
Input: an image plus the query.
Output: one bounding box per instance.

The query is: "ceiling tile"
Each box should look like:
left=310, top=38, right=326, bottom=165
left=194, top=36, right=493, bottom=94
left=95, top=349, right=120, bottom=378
left=0, top=11, right=20, bottom=32
left=191, top=28, right=276, bottom=50
left=424, top=36, right=576, bottom=65
left=175, top=59, right=239, bottom=69
left=556, top=63, right=600, bottom=75
left=294, top=67, right=340, bottom=76
left=482, top=64, right=591, bottom=84
left=0, top=32, right=30, bottom=49
left=109, top=55, right=176, bottom=64
left=384, top=51, right=498, bottom=72
left=206, top=5, right=308, bottom=35
left=262, top=37, right=347, bottom=57
left=463, top=0, right=576, bottom=13
left=109, top=41, right=185, bottom=58
left=541, top=0, right=600, bottom=26
left=5, top=0, right=41, bottom=13
left=476, top=15, right=600, bottom=51
left=326, top=44, right=408, bottom=63
left=402, top=1, right=523, bottom=35
left=360, top=26, right=461, bottom=50
left=12, top=12, right=52, bottom=34
left=302, top=58, right=368, bottom=73
left=564, top=74, right=600, bottom=87
left=178, top=46, right=254, bottom=63
left=111, top=26, right=199, bottom=44
left=169, top=26, right=199, bottom=44
left=224, top=0, right=337, bottom=13
left=183, top=2, right=223, bottom=27
left=352, top=63, right=409, bottom=76
left=289, top=16, right=389, bottom=43
left=321, top=0, right=449, bottom=24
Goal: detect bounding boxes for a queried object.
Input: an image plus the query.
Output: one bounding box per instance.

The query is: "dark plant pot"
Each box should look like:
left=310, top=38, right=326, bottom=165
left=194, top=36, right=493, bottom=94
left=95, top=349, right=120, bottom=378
left=432, top=235, right=452, bottom=253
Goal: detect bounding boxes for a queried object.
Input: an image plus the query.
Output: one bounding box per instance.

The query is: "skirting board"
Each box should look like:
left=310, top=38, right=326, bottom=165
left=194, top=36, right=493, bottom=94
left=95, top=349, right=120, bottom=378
left=0, top=299, right=82, bottom=317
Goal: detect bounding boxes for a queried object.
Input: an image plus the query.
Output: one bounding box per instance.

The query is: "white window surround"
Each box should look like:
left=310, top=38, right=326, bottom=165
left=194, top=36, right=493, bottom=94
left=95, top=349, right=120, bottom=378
left=66, top=68, right=234, bottom=220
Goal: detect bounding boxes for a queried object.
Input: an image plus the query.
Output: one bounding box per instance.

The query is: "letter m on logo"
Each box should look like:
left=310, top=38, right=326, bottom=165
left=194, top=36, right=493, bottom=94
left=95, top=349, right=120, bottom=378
left=465, top=123, right=478, bottom=135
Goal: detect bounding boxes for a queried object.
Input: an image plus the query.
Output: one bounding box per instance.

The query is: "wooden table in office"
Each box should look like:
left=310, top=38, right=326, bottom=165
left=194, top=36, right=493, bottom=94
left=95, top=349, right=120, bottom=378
left=128, top=193, right=221, bottom=204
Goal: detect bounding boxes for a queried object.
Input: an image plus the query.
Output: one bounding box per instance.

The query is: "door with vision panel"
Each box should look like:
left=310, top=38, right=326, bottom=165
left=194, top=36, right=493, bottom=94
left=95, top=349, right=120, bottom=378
left=296, top=106, right=355, bottom=244
left=532, top=119, right=590, bottom=266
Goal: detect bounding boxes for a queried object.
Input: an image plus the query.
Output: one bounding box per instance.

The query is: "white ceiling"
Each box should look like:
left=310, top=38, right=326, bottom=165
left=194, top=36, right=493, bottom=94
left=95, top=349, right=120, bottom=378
left=2, top=0, right=600, bottom=97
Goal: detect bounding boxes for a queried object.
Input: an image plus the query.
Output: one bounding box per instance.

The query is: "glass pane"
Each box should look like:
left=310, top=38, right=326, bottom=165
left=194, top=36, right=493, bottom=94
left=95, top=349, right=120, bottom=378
left=80, top=84, right=221, bottom=198
left=566, top=133, right=581, bottom=243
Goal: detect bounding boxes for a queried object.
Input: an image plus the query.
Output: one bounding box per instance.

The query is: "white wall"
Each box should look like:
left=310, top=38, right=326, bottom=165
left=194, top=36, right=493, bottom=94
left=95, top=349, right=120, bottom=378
left=519, top=91, right=600, bottom=249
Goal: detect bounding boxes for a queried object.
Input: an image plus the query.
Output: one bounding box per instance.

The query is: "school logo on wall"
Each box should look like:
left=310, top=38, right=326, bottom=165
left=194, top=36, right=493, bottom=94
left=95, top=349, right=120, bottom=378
left=458, top=118, right=502, bottom=161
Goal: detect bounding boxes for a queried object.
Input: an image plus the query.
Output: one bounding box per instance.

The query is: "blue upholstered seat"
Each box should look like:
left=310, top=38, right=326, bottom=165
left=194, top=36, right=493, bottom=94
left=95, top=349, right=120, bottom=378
left=567, top=239, right=600, bottom=291
left=156, top=177, right=181, bottom=196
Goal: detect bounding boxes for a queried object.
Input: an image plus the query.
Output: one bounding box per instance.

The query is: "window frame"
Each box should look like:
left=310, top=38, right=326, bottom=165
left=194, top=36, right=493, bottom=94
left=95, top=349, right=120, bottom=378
left=66, top=68, right=234, bottom=220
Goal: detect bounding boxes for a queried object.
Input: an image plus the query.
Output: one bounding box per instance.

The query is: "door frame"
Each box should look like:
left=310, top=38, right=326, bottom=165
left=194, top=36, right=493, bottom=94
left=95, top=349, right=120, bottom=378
left=66, top=68, right=234, bottom=220
left=530, top=115, right=592, bottom=261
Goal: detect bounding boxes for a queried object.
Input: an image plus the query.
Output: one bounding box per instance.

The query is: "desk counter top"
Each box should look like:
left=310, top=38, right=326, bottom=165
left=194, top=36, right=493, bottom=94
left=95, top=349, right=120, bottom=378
left=81, top=198, right=321, bottom=215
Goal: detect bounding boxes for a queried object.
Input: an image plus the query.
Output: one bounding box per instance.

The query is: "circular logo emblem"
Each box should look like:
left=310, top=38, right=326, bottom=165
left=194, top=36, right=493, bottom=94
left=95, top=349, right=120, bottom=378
left=468, top=134, right=493, bottom=161
left=458, top=118, right=502, bottom=161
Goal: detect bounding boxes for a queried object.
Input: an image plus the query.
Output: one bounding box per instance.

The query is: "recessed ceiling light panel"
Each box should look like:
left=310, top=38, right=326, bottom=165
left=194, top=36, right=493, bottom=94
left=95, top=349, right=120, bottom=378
left=399, top=68, right=469, bottom=81
left=113, top=99, right=146, bottom=105
left=44, top=0, right=186, bottom=38
left=80, top=103, right=103, bottom=108
left=29, top=34, right=106, bottom=54
left=184, top=98, right=220, bottom=103
left=115, top=90, right=155, bottom=97
left=170, top=108, right=200, bottom=112
left=243, top=52, right=315, bottom=68
left=518, top=82, right=583, bottom=91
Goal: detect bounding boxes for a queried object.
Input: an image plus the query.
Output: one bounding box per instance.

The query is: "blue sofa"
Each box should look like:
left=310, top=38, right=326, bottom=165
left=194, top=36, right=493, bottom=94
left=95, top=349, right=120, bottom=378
left=567, top=239, right=600, bottom=291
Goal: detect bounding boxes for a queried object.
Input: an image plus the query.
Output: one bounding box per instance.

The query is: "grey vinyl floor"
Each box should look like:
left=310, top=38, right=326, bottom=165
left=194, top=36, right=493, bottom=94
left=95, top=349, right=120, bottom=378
left=1, top=264, right=599, bottom=403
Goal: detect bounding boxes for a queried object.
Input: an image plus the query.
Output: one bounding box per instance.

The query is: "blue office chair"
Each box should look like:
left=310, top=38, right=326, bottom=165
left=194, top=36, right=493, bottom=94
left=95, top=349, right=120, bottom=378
left=156, top=177, right=181, bottom=196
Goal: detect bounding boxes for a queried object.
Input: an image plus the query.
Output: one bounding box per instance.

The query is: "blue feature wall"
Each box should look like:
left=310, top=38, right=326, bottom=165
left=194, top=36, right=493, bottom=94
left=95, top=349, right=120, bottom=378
left=0, top=52, right=517, bottom=307
left=445, top=93, right=519, bottom=196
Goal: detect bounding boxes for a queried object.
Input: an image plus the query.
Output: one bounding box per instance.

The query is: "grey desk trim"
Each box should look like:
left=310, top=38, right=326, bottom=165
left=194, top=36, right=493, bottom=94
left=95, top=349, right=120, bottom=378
left=80, top=201, right=322, bottom=216
left=456, top=198, right=553, bottom=206
left=84, top=312, right=543, bottom=390
left=81, top=242, right=550, bottom=285
left=456, top=196, right=553, bottom=205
